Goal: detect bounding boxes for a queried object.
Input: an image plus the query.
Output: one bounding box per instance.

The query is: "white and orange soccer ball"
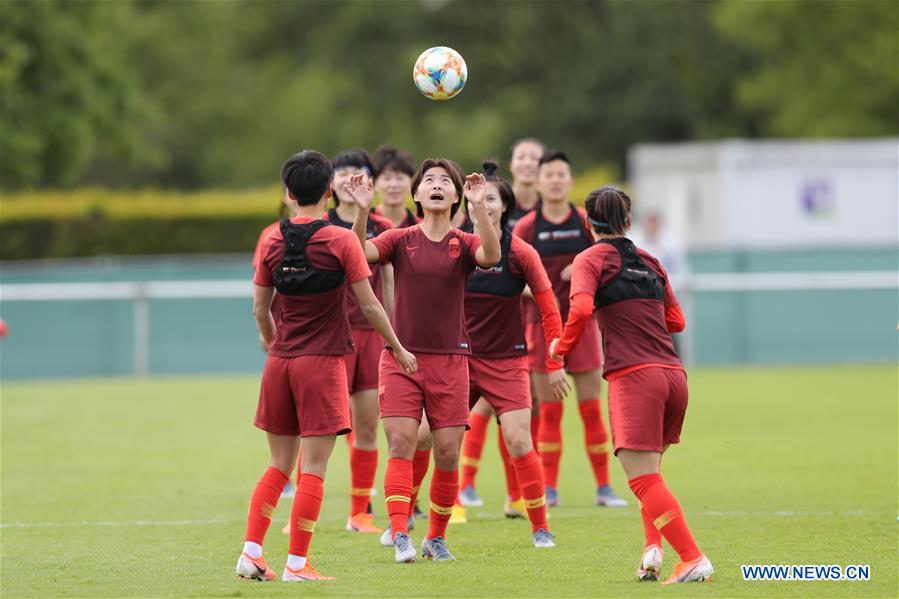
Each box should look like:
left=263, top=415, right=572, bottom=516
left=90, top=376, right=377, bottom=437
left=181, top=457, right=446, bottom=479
left=413, top=46, right=467, bottom=101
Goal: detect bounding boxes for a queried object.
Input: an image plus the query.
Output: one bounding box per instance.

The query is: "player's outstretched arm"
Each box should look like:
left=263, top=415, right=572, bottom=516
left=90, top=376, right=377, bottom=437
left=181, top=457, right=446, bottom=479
left=350, top=279, right=417, bottom=374
left=252, top=285, right=276, bottom=352
left=343, top=172, right=381, bottom=264
left=464, top=173, right=501, bottom=268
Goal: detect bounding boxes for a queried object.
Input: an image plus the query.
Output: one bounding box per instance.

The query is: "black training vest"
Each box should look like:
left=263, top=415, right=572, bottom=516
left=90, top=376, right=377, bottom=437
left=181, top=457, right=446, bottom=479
left=532, top=203, right=592, bottom=256
left=466, top=230, right=525, bottom=296
left=594, top=237, right=664, bottom=309
left=272, top=219, right=346, bottom=296
left=327, top=208, right=378, bottom=239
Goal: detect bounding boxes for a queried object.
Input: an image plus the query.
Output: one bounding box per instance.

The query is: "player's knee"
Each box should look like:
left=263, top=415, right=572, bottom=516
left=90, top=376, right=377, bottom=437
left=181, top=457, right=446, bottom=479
left=387, top=432, right=416, bottom=458
left=416, top=431, right=433, bottom=451
left=432, top=443, right=459, bottom=471
left=503, top=428, right=532, bottom=457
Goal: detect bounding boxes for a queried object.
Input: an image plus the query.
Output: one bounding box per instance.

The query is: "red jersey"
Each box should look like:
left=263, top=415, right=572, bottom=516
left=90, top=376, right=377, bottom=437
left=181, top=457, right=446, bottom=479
left=512, top=203, right=592, bottom=322
left=373, top=205, right=421, bottom=229
left=370, top=225, right=481, bottom=354
left=254, top=217, right=371, bottom=357
left=569, top=240, right=682, bottom=375
left=465, top=232, right=552, bottom=358
left=327, top=208, right=392, bottom=330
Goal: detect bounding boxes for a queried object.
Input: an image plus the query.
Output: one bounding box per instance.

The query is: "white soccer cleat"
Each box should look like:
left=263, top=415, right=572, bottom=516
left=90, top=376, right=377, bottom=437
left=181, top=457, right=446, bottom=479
left=235, top=553, right=276, bottom=581
left=636, top=545, right=663, bottom=581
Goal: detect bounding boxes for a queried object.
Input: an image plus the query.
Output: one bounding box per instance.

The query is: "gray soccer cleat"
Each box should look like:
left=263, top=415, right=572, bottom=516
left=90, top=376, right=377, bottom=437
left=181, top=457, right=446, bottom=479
left=458, top=484, right=484, bottom=507
left=420, top=536, right=455, bottom=561
left=532, top=528, right=556, bottom=548
left=545, top=486, right=560, bottom=507
left=596, top=484, right=628, bottom=507
left=379, top=516, right=416, bottom=547
left=393, top=532, right=417, bottom=563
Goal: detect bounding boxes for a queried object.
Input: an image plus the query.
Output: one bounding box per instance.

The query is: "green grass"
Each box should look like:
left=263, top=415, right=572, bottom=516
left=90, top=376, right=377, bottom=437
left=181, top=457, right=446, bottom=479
left=1, top=365, right=896, bottom=598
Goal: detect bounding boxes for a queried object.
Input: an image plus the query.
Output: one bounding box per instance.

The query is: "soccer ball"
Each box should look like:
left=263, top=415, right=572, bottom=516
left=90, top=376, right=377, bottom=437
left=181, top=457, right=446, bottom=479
left=413, top=46, right=467, bottom=101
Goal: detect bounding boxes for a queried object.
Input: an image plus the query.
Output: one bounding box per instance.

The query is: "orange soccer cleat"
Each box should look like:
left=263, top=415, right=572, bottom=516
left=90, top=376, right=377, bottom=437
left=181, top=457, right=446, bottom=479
left=282, top=562, right=336, bottom=582
left=661, top=554, right=714, bottom=585
left=345, top=512, right=383, bottom=533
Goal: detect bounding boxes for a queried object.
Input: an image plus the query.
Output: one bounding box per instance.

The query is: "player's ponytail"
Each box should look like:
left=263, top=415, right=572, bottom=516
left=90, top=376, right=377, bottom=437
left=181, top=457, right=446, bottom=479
left=585, top=186, right=631, bottom=236
left=479, top=159, right=514, bottom=230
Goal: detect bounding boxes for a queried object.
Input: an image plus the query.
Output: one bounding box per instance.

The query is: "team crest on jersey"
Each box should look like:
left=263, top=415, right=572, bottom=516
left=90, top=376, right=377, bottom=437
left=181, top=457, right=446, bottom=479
left=448, top=237, right=461, bottom=258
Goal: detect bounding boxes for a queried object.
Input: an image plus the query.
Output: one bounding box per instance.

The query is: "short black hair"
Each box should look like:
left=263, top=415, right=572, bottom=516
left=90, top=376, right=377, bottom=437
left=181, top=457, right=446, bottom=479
left=373, top=145, right=416, bottom=178
left=332, top=148, right=374, bottom=176
left=280, top=150, right=333, bottom=206
left=538, top=149, right=571, bottom=167
left=411, top=158, right=465, bottom=218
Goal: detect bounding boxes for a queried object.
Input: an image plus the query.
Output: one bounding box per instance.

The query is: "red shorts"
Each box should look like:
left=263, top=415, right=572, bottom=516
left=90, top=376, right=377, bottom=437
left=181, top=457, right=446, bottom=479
left=607, top=366, right=687, bottom=454
left=378, top=350, right=469, bottom=430
left=526, top=317, right=602, bottom=374
left=468, top=355, right=531, bottom=416
left=344, top=328, right=381, bottom=393
left=255, top=354, right=351, bottom=437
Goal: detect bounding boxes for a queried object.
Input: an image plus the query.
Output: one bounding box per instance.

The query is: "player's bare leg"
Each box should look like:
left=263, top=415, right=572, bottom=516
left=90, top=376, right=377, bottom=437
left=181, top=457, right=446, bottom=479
left=573, top=370, right=626, bottom=507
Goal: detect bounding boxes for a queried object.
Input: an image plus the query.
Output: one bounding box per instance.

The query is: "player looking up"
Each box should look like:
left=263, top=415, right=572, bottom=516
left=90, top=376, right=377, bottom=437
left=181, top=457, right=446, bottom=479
left=342, top=159, right=500, bottom=563
left=236, top=150, right=415, bottom=582
left=328, top=148, right=395, bottom=533
left=549, top=186, right=712, bottom=584
left=513, top=150, right=626, bottom=509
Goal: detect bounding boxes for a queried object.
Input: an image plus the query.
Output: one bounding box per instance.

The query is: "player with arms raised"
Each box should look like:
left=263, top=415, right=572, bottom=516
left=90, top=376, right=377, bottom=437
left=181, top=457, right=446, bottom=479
left=235, top=150, right=415, bottom=582
left=343, top=160, right=500, bottom=563
left=550, top=186, right=713, bottom=584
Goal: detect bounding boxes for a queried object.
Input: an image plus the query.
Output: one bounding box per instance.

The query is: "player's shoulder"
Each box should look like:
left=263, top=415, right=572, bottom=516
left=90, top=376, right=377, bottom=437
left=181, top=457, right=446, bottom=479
left=576, top=241, right=616, bottom=264
left=512, top=211, right=537, bottom=238
left=510, top=234, right=539, bottom=260
left=635, top=245, right=665, bottom=272
left=453, top=227, right=480, bottom=246
left=370, top=212, right=394, bottom=231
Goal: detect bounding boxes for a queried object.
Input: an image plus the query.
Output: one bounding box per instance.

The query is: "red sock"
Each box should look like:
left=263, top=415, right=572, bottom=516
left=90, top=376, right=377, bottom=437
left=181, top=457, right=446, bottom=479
left=349, top=447, right=378, bottom=516
left=640, top=503, right=663, bottom=548
left=384, top=458, right=413, bottom=538
left=538, top=402, right=563, bottom=488
left=578, top=399, right=611, bottom=487
left=512, top=450, right=548, bottom=533
left=245, top=467, right=289, bottom=544
left=629, top=473, right=702, bottom=562
left=497, top=425, right=522, bottom=501
left=530, top=412, right=541, bottom=455
left=461, top=412, right=489, bottom=489
left=288, top=473, right=324, bottom=557
left=427, top=468, right=458, bottom=539
left=408, top=449, right=431, bottom=518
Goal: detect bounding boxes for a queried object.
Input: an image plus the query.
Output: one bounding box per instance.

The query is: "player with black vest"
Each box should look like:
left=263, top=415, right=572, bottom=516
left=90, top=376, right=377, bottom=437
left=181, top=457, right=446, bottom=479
left=549, top=186, right=712, bottom=585
left=328, top=149, right=395, bottom=534
left=462, top=161, right=569, bottom=547
left=513, top=150, right=626, bottom=509
left=236, top=150, right=415, bottom=583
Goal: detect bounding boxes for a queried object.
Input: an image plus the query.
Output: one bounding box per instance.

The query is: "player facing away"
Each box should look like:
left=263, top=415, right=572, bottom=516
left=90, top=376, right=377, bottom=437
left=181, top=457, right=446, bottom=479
left=327, top=148, right=395, bottom=533
left=549, top=186, right=713, bottom=584
left=513, top=150, right=626, bottom=508
left=462, top=160, right=571, bottom=547
left=459, top=137, right=548, bottom=514
left=236, top=150, right=416, bottom=582
left=372, top=145, right=421, bottom=229
left=342, top=160, right=501, bottom=563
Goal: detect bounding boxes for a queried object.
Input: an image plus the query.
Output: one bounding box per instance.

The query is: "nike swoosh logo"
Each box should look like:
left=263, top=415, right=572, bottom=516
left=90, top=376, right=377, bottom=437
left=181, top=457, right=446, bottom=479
left=255, top=563, right=266, bottom=575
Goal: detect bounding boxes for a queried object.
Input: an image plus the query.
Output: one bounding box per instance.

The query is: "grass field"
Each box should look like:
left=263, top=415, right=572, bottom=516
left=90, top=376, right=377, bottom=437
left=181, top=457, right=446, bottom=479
left=1, top=365, right=896, bottom=598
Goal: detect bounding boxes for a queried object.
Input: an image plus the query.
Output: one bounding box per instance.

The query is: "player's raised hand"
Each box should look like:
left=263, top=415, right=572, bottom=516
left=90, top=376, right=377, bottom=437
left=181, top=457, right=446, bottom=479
left=463, top=172, right=487, bottom=207
left=394, top=346, right=418, bottom=374
left=342, top=171, right=374, bottom=210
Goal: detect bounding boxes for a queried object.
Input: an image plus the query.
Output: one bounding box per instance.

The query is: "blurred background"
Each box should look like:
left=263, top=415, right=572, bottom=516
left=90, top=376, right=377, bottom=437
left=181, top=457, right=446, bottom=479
left=1, top=0, right=897, bottom=378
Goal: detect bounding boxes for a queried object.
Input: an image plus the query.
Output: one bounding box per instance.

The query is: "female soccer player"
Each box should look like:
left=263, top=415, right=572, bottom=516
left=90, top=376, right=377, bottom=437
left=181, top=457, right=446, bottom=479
left=549, top=186, right=713, bottom=584
left=235, top=150, right=415, bottom=582
left=462, top=160, right=570, bottom=547
left=328, top=149, right=395, bottom=533
left=513, top=150, right=626, bottom=509
left=372, top=145, right=420, bottom=229
left=343, top=159, right=500, bottom=563
left=458, top=137, right=547, bottom=513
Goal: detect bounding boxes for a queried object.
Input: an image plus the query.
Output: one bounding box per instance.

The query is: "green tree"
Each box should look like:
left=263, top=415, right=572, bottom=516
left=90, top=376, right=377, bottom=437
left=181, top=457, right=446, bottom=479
left=713, top=0, right=899, bottom=137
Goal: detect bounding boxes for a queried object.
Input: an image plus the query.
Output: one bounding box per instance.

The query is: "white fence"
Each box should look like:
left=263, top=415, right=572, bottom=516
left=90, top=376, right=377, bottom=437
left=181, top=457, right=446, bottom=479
left=1, top=271, right=896, bottom=376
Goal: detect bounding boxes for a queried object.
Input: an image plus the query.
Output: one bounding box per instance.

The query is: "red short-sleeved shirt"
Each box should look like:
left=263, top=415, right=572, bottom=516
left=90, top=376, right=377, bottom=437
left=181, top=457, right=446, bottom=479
left=570, top=242, right=681, bottom=374
left=371, top=225, right=481, bottom=354
left=513, top=205, right=593, bottom=322
left=465, top=235, right=552, bottom=358
left=327, top=209, right=393, bottom=330
left=255, top=217, right=372, bottom=357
